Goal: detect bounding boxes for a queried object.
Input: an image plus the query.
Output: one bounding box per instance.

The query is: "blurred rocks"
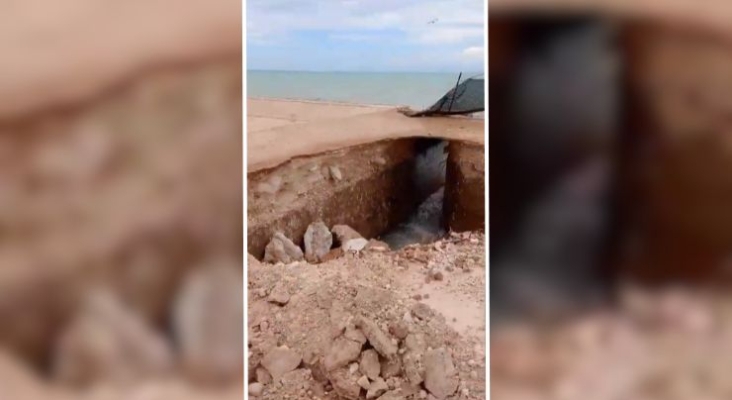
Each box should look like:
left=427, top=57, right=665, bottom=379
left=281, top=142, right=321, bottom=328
left=304, top=221, right=333, bottom=263
left=332, top=224, right=364, bottom=245
left=53, top=288, right=174, bottom=386
left=172, top=258, right=243, bottom=385
left=263, top=232, right=303, bottom=264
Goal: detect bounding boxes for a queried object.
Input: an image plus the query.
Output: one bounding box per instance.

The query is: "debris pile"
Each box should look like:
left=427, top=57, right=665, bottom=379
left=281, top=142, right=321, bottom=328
left=263, top=223, right=390, bottom=265
left=248, top=232, right=486, bottom=400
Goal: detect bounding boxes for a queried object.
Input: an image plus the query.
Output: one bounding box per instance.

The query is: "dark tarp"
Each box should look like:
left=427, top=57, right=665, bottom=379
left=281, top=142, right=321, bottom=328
left=400, top=73, right=484, bottom=117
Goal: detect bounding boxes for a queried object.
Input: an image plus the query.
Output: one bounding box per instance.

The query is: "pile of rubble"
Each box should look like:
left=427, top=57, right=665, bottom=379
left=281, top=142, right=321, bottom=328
left=5, top=256, right=244, bottom=392
left=262, top=223, right=390, bottom=265
left=248, top=230, right=487, bottom=400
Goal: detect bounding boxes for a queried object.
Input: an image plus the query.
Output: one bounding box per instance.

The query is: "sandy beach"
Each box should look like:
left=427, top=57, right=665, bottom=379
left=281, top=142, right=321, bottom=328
left=247, top=98, right=484, bottom=172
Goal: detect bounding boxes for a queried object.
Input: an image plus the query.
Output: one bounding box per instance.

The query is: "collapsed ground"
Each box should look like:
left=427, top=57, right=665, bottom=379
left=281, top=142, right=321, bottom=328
left=247, top=136, right=486, bottom=399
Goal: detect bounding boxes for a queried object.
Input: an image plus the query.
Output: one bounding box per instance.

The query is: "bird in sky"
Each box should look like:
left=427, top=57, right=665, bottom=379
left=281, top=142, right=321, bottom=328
left=427, top=18, right=438, bottom=24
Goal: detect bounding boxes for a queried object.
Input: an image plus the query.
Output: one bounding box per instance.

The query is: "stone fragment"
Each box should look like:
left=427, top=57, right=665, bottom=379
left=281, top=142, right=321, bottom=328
left=344, top=238, right=369, bottom=252
left=356, top=317, right=397, bottom=358
left=332, top=224, right=364, bottom=244
left=249, top=382, right=264, bottom=397
left=304, top=221, right=333, bottom=263
left=53, top=288, right=174, bottom=386
left=367, top=377, right=389, bottom=399
left=349, top=363, right=360, bottom=374
left=267, top=282, right=290, bottom=305
left=381, top=357, right=402, bottom=379
left=410, top=303, right=432, bottom=320
left=402, top=354, right=423, bottom=386
left=173, top=261, right=243, bottom=384
left=404, top=334, right=427, bottom=354
left=263, top=232, right=304, bottom=264
left=344, top=327, right=367, bottom=345
left=261, top=347, right=302, bottom=382
left=357, top=375, right=371, bottom=389
left=388, top=321, right=410, bottom=340
left=360, top=349, right=381, bottom=380
left=323, top=337, right=363, bottom=372
left=329, top=165, right=343, bottom=181
left=255, top=367, right=272, bottom=384
left=329, top=368, right=361, bottom=400
left=423, top=348, right=458, bottom=399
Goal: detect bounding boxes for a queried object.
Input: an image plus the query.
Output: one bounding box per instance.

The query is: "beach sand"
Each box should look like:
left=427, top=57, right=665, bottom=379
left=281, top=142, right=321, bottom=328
left=247, top=98, right=484, bottom=172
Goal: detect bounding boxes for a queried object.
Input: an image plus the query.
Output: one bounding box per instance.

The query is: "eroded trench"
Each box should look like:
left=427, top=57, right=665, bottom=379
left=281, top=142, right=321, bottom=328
left=491, top=14, right=732, bottom=324
left=247, top=137, right=484, bottom=260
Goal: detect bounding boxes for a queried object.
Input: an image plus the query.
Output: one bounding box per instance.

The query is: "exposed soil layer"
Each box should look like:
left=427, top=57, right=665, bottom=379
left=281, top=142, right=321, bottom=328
left=247, top=139, right=423, bottom=259
left=621, top=21, right=732, bottom=282
left=444, top=142, right=485, bottom=232
left=248, top=137, right=483, bottom=259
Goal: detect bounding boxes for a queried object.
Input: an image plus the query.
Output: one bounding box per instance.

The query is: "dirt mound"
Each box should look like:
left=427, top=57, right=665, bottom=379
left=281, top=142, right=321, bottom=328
left=247, top=232, right=486, bottom=400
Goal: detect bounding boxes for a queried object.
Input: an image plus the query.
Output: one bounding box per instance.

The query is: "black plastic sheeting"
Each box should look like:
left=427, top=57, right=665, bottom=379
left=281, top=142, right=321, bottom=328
left=403, top=74, right=484, bottom=117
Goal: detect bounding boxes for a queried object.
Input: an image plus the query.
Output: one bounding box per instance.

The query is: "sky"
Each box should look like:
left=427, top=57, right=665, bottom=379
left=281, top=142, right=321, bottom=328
left=247, top=0, right=485, bottom=73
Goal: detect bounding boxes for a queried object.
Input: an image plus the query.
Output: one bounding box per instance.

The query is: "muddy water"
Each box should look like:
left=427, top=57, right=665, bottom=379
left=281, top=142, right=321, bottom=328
left=381, top=140, right=448, bottom=250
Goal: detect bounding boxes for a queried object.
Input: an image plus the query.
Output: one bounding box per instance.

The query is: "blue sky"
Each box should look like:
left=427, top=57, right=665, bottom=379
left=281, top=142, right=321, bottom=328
left=247, top=0, right=485, bottom=73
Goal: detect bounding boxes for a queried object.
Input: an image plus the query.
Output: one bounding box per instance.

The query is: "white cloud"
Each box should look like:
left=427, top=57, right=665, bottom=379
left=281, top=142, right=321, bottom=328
left=416, top=27, right=485, bottom=44
left=462, top=46, right=484, bottom=59
left=247, top=0, right=485, bottom=46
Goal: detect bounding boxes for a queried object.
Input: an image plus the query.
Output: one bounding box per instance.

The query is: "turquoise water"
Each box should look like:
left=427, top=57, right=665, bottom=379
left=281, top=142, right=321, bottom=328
left=247, top=70, right=479, bottom=109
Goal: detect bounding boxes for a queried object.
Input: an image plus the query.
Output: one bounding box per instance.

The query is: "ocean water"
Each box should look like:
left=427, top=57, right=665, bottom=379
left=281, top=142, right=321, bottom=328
left=247, top=70, right=480, bottom=110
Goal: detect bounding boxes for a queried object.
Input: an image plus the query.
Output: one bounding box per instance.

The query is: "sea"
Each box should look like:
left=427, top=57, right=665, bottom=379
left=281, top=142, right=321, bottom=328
left=247, top=70, right=482, bottom=110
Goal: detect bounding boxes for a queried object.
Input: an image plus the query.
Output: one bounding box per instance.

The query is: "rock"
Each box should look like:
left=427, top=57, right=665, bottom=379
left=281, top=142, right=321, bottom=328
left=381, top=357, right=402, bottom=378
left=261, top=347, right=302, bottom=382
left=249, top=382, right=264, bottom=397
left=329, top=165, right=343, bottom=181
left=356, top=317, right=397, bottom=358
left=53, top=288, right=174, bottom=386
left=357, top=375, right=371, bottom=389
left=360, top=349, right=381, bottom=380
left=256, top=367, right=272, bottom=384
left=404, top=334, right=427, bottom=354
left=344, top=238, right=369, bottom=252
left=323, top=337, right=363, bottom=372
left=263, top=232, right=304, bottom=264
left=172, top=261, right=243, bottom=384
left=388, top=321, right=410, bottom=340
left=402, top=353, right=424, bottom=386
left=344, top=327, right=367, bottom=345
left=349, top=363, right=360, bottom=374
left=332, top=224, right=364, bottom=244
left=430, top=270, right=444, bottom=281
left=367, top=377, right=389, bottom=399
left=329, top=368, right=361, bottom=400
left=303, top=222, right=333, bottom=263
left=267, top=282, right=290, bottom=305
left=423, top=348, right=458, bottom=399
left=410, top=303, right=432, bottom=320
left=304, top=357, right=329, bottom=383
